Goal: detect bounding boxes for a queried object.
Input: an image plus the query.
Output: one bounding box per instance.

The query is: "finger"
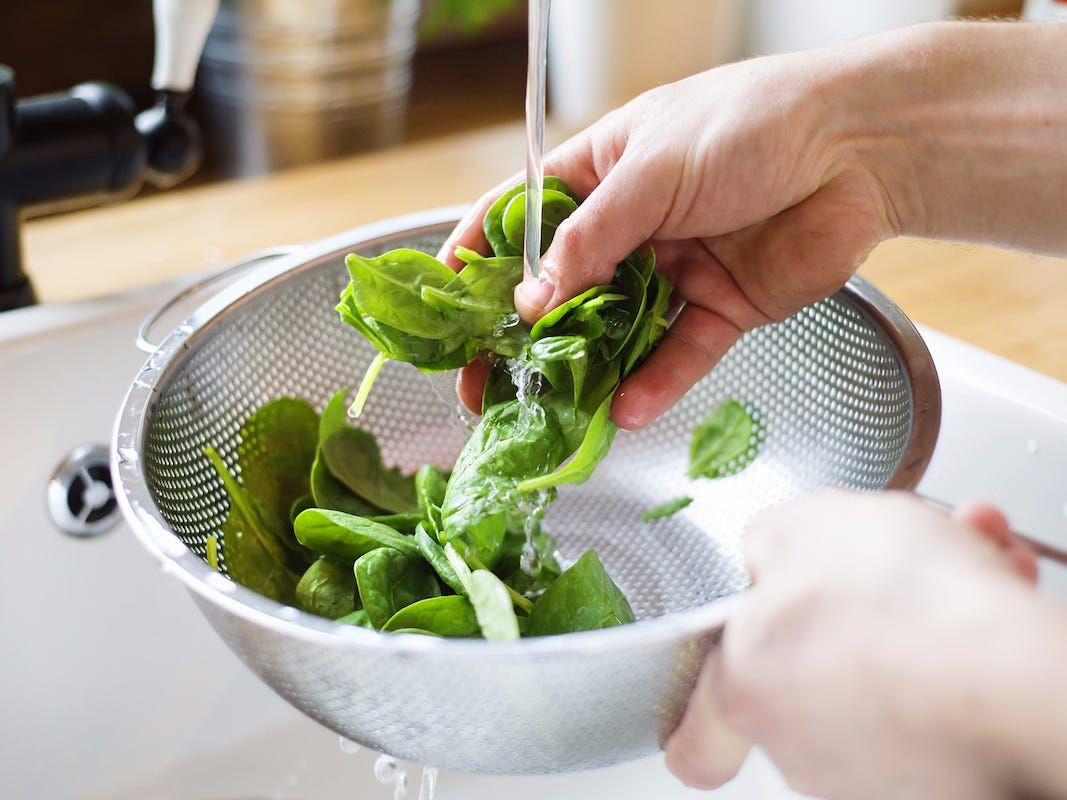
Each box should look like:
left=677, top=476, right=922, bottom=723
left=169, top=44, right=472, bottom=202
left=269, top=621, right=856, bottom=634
left=952, top=501, right=1039, bottom=584
left=516, top=153, right=670, bottom=322
left=455, top=357, right=492, bottom=416
left=664, top=652, right=753, bottom=790
left=611, top=304, right=743, bottom=430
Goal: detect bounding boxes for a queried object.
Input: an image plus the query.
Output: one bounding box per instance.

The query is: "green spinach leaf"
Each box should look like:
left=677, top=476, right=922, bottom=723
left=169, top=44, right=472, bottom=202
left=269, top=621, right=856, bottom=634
left=236, top=397, right=319, bottom=525
left=296, top=557, right=359, bottom=619
left=354, top=548, right=440, bottom=629
left=294, top=508, right=422, bottom=562
left=640, top=495, right=694, bottom=522
left=415, top=464, right=449, bottom=533
left=382, top=595, right=481, bottom=637
left=205, top=447, right=303, bottom=605
left=335, top=608, right=372, bottom=628
left=344, top=249, right=459, bottom=338
left=414, top=524, right=467, bottom=595
left=527, top=551, right=634, bottom=636
left=321, top=427, right=418, bottom=514
left=467, top=569, right=520, bottom=641
left=501, top=188, right=578, bottom=253
left=688, top=400, right=759, bottom=479
left=440, top=400, right=566, bottom=567
left=518, top=393, right=617, bottom=492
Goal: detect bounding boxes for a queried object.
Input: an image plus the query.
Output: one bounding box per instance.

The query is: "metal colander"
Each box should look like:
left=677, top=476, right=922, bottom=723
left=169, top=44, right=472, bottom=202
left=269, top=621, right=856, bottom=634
left=113, top=208, right=940, bottom=774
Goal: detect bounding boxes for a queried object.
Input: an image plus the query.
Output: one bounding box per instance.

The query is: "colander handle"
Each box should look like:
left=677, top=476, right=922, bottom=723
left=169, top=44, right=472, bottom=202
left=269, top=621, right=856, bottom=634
left=919, top=494, right=1067, bottom=567
left=135, top=245, right=305, bottom=354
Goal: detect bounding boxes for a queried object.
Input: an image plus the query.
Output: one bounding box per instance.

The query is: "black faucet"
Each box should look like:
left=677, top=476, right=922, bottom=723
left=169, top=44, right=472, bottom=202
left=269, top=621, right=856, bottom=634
left=0, top=0, right=219, bottom=312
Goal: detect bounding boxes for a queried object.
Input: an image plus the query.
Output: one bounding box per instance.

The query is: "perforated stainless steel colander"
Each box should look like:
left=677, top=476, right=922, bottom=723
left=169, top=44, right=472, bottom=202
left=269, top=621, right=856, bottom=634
left=112, top=207, right=941, bottom=774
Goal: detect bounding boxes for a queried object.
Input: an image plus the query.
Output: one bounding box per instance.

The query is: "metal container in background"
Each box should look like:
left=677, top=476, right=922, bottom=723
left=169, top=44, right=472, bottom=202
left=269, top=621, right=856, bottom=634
left=198, top=0, right=420, bottom=177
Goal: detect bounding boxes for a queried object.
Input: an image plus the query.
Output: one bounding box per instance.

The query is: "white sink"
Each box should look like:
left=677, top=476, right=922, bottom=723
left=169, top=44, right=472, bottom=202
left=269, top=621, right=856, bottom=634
left=2, top=273, right=1065, bottom=800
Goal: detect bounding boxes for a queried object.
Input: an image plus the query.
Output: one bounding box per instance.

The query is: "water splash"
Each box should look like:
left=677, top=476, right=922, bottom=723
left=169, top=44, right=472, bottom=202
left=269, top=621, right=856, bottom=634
left=418, top=767, right=439, bottom=800
left=493, top=312, right=520, bottom=338
left=516, top=488, right=551, bottom=576
left=505, top=356, right=544, bottom=420
left=374, top=754, right=399, bottom=784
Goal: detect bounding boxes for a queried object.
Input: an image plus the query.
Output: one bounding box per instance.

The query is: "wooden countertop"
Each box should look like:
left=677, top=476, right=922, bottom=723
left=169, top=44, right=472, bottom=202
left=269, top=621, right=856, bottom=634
left=23, top=122, right=1067, bottom=383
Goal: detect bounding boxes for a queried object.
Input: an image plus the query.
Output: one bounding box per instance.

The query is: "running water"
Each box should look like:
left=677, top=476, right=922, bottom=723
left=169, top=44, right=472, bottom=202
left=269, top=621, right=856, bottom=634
left=417, top=766, right=439, bottom=800
left=373, top=754, right=408, bottom=799
left=523, top=0, right=551, bottom=280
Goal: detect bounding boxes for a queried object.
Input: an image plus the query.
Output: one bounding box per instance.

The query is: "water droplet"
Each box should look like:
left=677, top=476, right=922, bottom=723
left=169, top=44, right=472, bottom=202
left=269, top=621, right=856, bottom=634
left=1026, top=440, right=1039, bottom=455
left=393, top=769, right=408, bottom=800
left=418, top=767, right=439, bottom=800
left=374, top=754, right=399, bottom=784
left=338, top=736, right=362, bottom=754
left=117, top=446, right=139, bottom=464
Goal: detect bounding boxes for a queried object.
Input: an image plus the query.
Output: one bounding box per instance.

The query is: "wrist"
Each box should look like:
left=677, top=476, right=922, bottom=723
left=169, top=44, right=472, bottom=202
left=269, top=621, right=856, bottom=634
left=822, top=20, right=1067, bottom=252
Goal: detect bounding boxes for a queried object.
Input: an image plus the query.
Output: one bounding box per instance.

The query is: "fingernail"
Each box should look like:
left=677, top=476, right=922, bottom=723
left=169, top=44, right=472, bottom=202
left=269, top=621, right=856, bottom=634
left=515, top=278, right=556, bottom=318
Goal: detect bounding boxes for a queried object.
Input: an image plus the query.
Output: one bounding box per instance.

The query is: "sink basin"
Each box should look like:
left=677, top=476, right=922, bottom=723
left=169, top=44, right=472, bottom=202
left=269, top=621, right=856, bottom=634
left=2, top=258, right=1065, bottom=799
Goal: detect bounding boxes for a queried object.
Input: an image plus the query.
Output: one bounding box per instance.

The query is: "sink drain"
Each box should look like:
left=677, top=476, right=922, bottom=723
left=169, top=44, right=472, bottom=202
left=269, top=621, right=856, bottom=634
left=48, top=444, right=120, bottom=537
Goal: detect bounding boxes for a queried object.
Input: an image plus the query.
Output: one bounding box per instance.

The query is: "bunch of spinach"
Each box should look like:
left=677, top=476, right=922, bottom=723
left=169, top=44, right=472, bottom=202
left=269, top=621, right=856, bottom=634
left=338, top=177, right=672, bottom=568
left=204, top=390, right=633, bottom=639
left=200, top=178, right=669, bottom=638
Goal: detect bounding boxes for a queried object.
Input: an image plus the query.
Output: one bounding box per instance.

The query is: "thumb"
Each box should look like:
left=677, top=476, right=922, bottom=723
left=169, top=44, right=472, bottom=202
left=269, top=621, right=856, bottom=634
left=515, top=156, right=665, bottom=323
left=664, top=651, right=753, bottom=789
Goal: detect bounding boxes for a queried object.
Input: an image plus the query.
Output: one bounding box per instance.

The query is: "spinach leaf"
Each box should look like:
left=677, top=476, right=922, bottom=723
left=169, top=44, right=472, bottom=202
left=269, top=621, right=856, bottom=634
left=640, top=495, right=694, bottom=522
left=311, top=389, right=391, bottom=516
left=453, top=245, right=485, bottom=264
left=382, top=595, right=481, bottom=637
left=294, top=508, right=422, bottom=562
left=236, top=397, right=319, bottom=558
left=518, top=393, right=617, bottom=492
left=335, top=608, right=372, bottom=628
left=483, top=177, right=578, bottom=258
left=501, top=188, right=578, bottom=253
left=440, top=399, right=567, bottom=567
left=414, top=524, right=468, bottom=594
left=310, top=453, right=382, bottom=517
left=467, top=569, right=520, bottom=641
left=529, top=284, right=614, bottom=340
left=415, top=464, right=449, bottom=533
left=354, top=548, right=440, bottom=629
left=336, top=284, right=470, bottom=372
left=205, top=447, right=303, bottom=605
left=367, top=512, right=424, bottom=534
left=688, top=400, right=759, bottom=479
left=525, top=335, right=588, bottom=406
left=527, top=551, right=635, bottom=636
left=344, top=249, right=459, bottom=339
left=296, top=557, right=359, bottom=619
left=321, top=427, right=418, bottom=514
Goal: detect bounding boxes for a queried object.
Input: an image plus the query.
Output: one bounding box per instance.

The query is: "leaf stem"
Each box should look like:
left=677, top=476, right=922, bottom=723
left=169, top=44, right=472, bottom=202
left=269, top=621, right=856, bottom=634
left=466, top=552, right=534, bottom=614
left=349, top=353, right=388, bottom=419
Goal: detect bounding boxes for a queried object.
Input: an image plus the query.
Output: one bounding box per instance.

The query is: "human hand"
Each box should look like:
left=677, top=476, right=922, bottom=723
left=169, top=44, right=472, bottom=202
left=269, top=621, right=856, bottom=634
left=443, top=49, right=900, bottom=426
left=664, top=492, right=1067, bottom=800
left=445, top=22, right=1067, bottom=427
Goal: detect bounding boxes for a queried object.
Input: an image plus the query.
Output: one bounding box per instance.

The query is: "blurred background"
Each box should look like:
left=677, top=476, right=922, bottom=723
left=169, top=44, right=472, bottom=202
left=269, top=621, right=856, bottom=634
left=2, top=0, right=1029, bottom=186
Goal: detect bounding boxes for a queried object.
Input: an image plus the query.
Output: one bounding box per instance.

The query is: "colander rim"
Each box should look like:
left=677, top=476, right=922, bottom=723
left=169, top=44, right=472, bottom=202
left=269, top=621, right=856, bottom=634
left=112, top=206, right=941, bottom=658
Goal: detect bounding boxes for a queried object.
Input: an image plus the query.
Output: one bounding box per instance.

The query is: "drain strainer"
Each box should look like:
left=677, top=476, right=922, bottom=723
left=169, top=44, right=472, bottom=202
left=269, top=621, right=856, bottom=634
left=48, top=444, right=120, bottom=537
